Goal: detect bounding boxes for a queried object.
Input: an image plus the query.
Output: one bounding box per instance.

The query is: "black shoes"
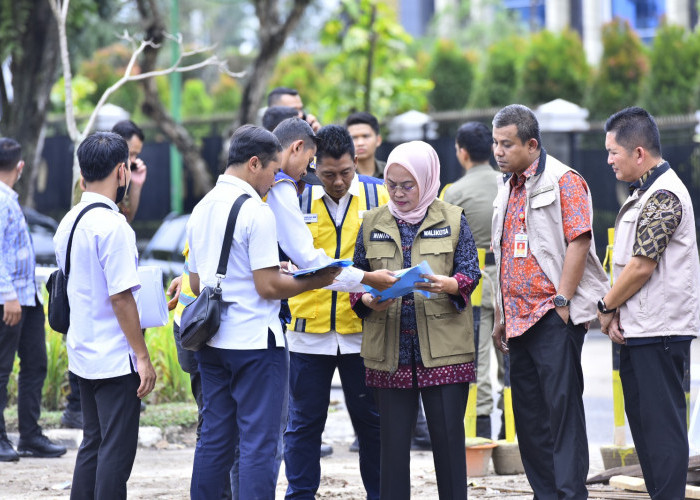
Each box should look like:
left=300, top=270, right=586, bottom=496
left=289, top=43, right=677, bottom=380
left=0, top=435, right=19, bottom=462
left=17, top=434, right=67, bottom=458
left=320, top=444, right=333, bottom=458
left=61, top=409, right=83, bottom=429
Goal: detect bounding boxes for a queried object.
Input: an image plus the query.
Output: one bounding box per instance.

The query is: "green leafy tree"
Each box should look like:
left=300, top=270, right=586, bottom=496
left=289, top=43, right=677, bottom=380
left=427, top=39, right=476, bottom=111
left=268, top=52, right=323, bottom=110
left=470, top=35, right=527, bottom=108
left=585, top=19, right=648, bottom=119
left=519, top=29, right=589, bottom=106
left=316, top=0, right=432, bottom=123
left=640, top=23, right=700, bottom=115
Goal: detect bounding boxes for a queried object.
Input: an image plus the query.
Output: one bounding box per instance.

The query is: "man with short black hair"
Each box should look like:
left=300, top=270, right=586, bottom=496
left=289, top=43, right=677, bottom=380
left=0, top=138, right=66, bottom=462
left=262, top=106, right=302, bottom=132
left=188, top=125, right=340, bottom=499
left=346, top=111, right=384, bottom=178
left=599, top=106, right=698, bottom=499
left=267, top=87, right=320, bottom=132
left=62, top=119, right=150, bottom=430
left=491, top=104, right=608, bottom=499
left=283, top=125, right=388, bottom=500
left=111, top=120, right=147, bottom=223
left=54, top=132, right=157, bottom=498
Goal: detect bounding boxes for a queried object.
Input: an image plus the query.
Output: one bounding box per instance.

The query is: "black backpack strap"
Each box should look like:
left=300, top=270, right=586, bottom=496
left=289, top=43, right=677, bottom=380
left=216, top=194, right=252, bottom=279
left=65, top=202, right=112, bottom=277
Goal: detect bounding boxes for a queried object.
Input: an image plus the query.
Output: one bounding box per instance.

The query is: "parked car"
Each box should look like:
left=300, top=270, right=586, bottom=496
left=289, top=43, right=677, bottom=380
left=139, top=212, right=190, bottom=282
left=23, top=206, right=59, bottom=267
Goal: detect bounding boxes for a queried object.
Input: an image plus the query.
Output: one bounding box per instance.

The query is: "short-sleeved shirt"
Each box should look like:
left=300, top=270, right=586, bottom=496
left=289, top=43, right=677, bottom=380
left=0, top=181, right=36, bottom=305
left=630, top=165, right=682, bottom=263
left=187, top=174, right=283, bottom=350
left=54, top=192, right=141, bottom=379
left=500, top=159, right=591, bottom=339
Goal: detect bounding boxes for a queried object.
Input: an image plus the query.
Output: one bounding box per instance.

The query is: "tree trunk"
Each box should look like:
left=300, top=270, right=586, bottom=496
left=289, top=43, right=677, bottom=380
left=136, top=0, right=214, bottom=198
left=0, top=2, right=59, bottom=206
left=232, top=0, right=313, bottom=129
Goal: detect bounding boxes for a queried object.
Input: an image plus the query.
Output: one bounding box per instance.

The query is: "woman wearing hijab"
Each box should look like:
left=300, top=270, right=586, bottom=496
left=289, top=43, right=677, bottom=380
left=351, top=141, right=481, bottom=499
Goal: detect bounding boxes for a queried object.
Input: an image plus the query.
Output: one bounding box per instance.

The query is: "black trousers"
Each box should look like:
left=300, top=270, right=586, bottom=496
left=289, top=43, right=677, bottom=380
left=374, top=382, right=468, bottom=500
left=509, top=309, right=588, bottom=500
left=172, top=323, right=203, bottom=440
left=0, top=301, right=47, bottom=438
left=70, top=372, right=141, bottom=500
left=620, top=339, right=690, bottom=500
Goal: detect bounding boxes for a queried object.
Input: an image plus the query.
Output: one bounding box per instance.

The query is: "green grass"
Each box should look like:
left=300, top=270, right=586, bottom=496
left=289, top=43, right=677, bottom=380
left=3, top=402, right=199, bottom=432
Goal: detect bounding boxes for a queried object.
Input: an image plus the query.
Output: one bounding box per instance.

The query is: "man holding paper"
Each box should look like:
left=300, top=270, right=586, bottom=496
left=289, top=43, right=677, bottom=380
left=283, top=125, right=392, bottom=500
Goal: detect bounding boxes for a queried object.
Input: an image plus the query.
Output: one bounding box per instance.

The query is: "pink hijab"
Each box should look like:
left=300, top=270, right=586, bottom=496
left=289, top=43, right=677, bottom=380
left=384, top=141, right=441, bottom=225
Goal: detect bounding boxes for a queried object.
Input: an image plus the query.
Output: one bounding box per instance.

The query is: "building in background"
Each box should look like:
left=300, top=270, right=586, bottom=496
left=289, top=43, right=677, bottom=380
left=400, top=0, right=698, bottom=63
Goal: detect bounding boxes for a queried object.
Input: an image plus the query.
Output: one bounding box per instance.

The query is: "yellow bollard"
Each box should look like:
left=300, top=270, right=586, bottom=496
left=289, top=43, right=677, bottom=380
left=464, top=248, right=486, bottom=438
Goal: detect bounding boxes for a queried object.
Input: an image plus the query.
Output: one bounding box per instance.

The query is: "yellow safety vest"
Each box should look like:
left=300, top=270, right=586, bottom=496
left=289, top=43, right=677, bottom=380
left=173, top=242, right=195, bottom=326
left=288, top=179, right=389, bottom=333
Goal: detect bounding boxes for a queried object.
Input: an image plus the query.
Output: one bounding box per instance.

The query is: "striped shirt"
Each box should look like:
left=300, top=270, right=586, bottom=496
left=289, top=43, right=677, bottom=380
left=0, top=181, right=36, bottom=305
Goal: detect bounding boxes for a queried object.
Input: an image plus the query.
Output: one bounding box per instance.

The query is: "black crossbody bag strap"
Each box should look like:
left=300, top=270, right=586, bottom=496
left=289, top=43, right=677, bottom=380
left=215, top=194, right=252, bottom=280
left=65, top=202, right=111, bottom=277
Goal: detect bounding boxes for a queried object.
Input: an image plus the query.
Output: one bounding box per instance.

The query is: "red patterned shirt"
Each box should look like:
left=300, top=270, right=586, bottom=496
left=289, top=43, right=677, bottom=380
left=500, top=158, right=591, bottom=339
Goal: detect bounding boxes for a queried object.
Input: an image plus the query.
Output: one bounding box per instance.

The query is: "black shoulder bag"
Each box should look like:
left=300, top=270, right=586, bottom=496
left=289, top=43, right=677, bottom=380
left=180, top=193, right=251, bottom=351
left=47, top=202, right=111, bottom=334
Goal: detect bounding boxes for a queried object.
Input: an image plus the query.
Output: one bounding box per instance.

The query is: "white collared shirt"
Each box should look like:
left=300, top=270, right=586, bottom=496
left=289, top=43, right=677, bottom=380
left=265, top=176, right=364, bottom=291
left=285, top=175, right=364, bottom=355
left=54, top=192, right=141, bottom=380
left=187, top=175, right=284, bottom=350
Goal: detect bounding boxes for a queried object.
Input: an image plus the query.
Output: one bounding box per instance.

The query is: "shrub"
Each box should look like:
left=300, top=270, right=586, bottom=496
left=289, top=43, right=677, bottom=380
left=79, top=43, right=143, bottom=115
left=585, top=18, right=649, bottom=120
left=427, top=39, right=476, bottom=111
left=268, top=52, right=323, bottom=110
left=520, top=29, right=589, bottom=106
left=470, top=35, right=527, bottom=108
left=211, top=74, right=242, bottom=114
left=640, top=23, right=700, bottom=115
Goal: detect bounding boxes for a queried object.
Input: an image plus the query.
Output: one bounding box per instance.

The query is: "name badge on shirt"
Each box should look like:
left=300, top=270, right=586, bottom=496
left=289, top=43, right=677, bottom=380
left=304, top=213, right=318, bottom=224
left=370, top=230, right=392, bottom=241
left=514, top=233, right=528, bottom=258
left=421, top=227, right=451, bottom=238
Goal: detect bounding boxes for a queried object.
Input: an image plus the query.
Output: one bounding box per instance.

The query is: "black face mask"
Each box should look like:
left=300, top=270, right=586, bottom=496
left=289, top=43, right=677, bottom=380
left=115, top=165, right=128, bottom=204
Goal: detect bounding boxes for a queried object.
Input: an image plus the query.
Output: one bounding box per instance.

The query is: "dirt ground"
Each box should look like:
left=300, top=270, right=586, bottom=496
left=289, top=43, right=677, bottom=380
left=0, top=443, right=536, bottom=499
left=0, top=435, right=635, bottom=499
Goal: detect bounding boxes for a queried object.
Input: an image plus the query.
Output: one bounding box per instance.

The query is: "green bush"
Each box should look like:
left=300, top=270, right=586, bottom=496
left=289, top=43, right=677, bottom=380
left=520, top=29, right=589, bottom=106
left=470, top=35, right=527, bottom=108
left=640, top=23, right=700, bottom=115
left=7, top=301, right=191, bottom=412
left=427, top=39, right=476, bottom=111
left=79, top=43, right=143, bottom=115
left=269, top=52, right=323, bottom=111
left=585, top=19, right=648, bottom=119
left=211, top=74, right=242, bottom=114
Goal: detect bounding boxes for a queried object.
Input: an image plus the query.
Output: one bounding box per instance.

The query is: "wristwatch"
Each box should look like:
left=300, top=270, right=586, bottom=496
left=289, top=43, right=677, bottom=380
left=597, top=298, right=616, bottom=314
left=553, top=294, right=570, bottom=307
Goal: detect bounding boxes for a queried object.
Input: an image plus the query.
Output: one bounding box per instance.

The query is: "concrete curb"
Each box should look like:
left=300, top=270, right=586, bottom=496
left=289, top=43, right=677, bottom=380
left=7, top=426, right=165, bottom=450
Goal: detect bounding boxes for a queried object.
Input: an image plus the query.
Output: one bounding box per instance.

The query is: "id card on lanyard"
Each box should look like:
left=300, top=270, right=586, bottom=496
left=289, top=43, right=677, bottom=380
left=513, top=208, right=528, bottom=258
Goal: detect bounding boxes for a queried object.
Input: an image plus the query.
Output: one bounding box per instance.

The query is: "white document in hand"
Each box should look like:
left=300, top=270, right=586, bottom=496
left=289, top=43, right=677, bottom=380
left=136, top=266, right=169, bottom=328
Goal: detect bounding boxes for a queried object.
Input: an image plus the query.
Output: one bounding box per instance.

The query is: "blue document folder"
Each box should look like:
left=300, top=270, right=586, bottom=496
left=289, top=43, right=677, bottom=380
left=291, top=259, right=354, bottom=277
left=363, top=260, right=435, bottom=301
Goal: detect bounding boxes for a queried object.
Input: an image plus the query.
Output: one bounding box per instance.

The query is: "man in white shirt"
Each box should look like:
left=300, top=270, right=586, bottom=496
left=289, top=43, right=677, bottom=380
left=282, top=125, right=390, bottom=500
left=188, top=125, right=340, bottom=499
left=54, top=132, right=156, bottom=499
